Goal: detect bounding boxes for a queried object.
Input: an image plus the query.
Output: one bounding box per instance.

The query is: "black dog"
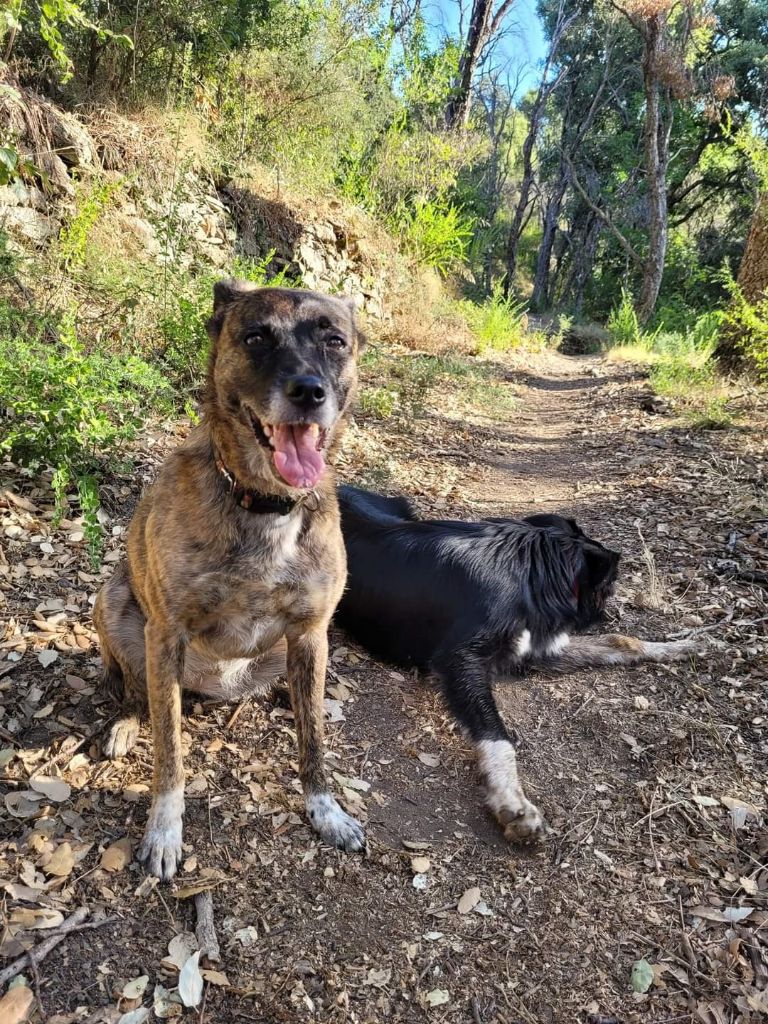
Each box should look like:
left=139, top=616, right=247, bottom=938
left=335, top=486, right=699, bottom=843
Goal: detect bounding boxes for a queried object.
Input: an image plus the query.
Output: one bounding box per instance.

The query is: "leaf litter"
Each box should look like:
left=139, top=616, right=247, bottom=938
left=1, top=352, right=767, bottom=1021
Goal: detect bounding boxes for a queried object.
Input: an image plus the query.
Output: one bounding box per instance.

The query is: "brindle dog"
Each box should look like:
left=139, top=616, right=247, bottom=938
left=93, top=282, right=366, bottom=880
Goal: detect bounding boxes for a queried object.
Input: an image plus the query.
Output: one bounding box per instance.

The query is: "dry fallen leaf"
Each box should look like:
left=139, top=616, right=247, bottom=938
left=43, top=842, right=75, bottom=877
left=153, top=984, right=182, bottom=1019
left=117, top=1009, right=149, bottom=1024
left=101, top=837, right=132, bottom=873
left=122, top=975, right=149, bottom=1000
left=425, top=988, right=450, bottom=1006
left=201, top=969, right=230, bottom=987
left=457, top=886, right=481, bottom=914
left=173, top=879, right=223, bottom=899
left=411, top=856, right=431, bottom=873
left=4, top=792, right=42, bottom=819
left=178, top=951, right=204, bottom=1008
left=417, top=752, right=440, bottom=768
left=29, top=776, right=71, bottom=802
left=9, top=908, right=64, bottom=930
left=37, top=649, right=58, bottom=668
left=163, top=932, right=199, bottom=970
left=0, top=984, right=34, bottom=1024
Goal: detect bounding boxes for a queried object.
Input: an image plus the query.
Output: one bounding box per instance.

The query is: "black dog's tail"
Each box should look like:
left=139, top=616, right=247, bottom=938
left=338, top=485, right=418, bottom=526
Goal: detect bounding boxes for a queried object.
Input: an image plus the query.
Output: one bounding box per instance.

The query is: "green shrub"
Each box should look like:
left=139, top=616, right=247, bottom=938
left=458, top=284, right=528, bottom=354
left=58, top=179, right=123, bottom=269
left=721, top=277, right=768, bottom=379
left=394, top=198, right=473, bottom=274
left=0, top=304, right=173, bottom=559
left=359, top=386, right=399, bottom=419
left=607, top=288, right=645, bottom=347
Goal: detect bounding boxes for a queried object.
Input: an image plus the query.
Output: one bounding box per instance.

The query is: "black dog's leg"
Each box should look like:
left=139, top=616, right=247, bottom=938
left=432, top=647, right=545, bottom=843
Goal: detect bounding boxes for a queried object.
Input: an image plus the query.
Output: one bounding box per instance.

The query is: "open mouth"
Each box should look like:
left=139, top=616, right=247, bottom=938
left=248, top=410, right=328, bottom=490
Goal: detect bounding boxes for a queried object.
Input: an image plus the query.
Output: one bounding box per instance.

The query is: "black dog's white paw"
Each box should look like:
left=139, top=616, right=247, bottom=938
left=497, top=798, right=546, bottom=844
left=306, top=793, right=366, bottom=852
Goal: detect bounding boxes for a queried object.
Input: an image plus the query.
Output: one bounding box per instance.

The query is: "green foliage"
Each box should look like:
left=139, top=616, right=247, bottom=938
left=457, top=284, right=528, bottom=354
left=359, top=386, right=399, bottom=419
left=0, top=302, right=173, bottom=558
left=58, top=180, right=122, bottom=269
left=395, top=198, right=473, bottom=274
left=721, top=275, right=768, bottom=379
left=607, top=289, right=646, bottom=347
left=7, top=0, right=132, bottom=82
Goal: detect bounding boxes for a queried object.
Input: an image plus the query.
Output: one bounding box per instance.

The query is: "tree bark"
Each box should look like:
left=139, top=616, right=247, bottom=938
left=716, top=192, right=768, bottom=367
left=445, top=0, right=493, bottom=130
left=636, top=14, right=671, bottom=323
left=532, top=170, right=568, bottom=308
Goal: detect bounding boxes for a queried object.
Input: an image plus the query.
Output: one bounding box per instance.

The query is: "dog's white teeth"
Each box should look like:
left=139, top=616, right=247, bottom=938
left=263, top=424, right=273, bottom=437
left=307, top=423, right=320, bottom=438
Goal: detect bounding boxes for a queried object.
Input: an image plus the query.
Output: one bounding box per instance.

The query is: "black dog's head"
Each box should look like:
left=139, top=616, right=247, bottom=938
left=524, top=513, right=620, bottom=628
left=206, top=282, right=364, bottom=491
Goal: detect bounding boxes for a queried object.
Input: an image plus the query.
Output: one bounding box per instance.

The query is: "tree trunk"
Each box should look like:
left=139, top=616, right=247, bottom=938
left=532, top=169, right=568, bottom=308
left=504, top=131, right=537, bottom=286
left=445, top=0, right=493, bottom=130
left=637, top=15, right=670, bottom=324
left=716, top=192, right=768, bottom=367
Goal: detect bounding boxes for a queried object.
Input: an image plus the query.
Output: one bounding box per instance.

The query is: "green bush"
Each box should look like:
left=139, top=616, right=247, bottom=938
left=394, top=198, right=473, bottom=274
left=607, top=288, right=646, bottom=347
left=721, top=277, right=768, bottom=379
left=458, top=284, right=528, bottom=354
left=0, top=304, right=173, bottom=559
left=359, top=386, right=399, bottom=419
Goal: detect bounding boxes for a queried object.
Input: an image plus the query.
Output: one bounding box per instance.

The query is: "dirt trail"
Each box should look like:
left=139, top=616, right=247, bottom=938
left=1, top=352, right=767, bottom=1024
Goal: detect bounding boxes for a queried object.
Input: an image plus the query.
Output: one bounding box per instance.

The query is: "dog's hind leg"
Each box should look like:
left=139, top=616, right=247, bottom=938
left=93, top=563, right=149, bottom=759
left=542, top=633, right=704, bottom=671
left=433, top=648, right=546, bottom=844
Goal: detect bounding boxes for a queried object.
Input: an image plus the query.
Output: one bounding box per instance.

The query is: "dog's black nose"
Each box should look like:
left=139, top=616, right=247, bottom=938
left=284, top=374, right=326, bottom=408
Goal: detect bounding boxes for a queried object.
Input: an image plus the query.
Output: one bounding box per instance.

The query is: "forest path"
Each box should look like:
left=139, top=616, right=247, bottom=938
left=2, top=351, right=767, bottom=1024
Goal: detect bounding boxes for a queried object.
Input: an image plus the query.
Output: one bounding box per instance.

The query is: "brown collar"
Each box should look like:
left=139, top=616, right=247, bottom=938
left=215, top=456, right=303, bottom=516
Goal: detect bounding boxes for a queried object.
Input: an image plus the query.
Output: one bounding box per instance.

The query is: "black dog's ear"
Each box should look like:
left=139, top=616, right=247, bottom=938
left=584, top=544, right=620, bottom=587
left=207, top=279, right=259, bottom=341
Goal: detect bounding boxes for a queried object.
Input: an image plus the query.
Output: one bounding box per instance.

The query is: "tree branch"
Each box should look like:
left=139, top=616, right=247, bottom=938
left=563, top=154, right=643, bottom=264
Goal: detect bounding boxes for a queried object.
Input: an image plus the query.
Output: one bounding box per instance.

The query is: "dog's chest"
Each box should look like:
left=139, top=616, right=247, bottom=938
left=189, top=514, right=336, bottom=657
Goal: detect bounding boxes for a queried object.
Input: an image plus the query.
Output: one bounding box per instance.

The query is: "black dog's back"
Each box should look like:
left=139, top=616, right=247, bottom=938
left=336, top=486, right=618, bottom=671
left=337, top=486, right=495, bottom=668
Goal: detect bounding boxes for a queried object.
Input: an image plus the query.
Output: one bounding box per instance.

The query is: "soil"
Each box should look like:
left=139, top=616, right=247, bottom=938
left=1, top=351, right=767, bottom=1024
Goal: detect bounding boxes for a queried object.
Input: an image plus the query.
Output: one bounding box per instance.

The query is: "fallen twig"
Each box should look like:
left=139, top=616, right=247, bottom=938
left=0, top=908, right=118, bottom=988
left=195, top=890, right=221, bottom=963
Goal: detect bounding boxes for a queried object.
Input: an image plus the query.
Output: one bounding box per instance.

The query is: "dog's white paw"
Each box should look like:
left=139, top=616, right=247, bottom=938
left=477, top=739, right=546, bottom=845
left=138, top=789, right=184, bottom=881
left=497, top=797, right=546, bottom=844
left=103, top=716, right=140, bottom=759
left=306, top=793, right=365, bottom=852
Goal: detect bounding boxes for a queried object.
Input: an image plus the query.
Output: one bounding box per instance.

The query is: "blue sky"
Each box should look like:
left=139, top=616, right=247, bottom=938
left=428, top=0, right=548, bottom=95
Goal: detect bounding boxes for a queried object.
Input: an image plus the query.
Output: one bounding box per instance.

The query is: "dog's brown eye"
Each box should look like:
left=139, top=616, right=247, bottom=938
left=326, top=336, right=346, bottom=350
left=243, top=331, right=263, bottom=347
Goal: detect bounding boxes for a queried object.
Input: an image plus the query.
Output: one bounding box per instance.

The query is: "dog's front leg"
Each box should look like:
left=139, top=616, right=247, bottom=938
left=138, top=619, right=185, bottom=880
left=434, top=648, right=546, bottom=844
left=287, top=625, right=365, bottom=853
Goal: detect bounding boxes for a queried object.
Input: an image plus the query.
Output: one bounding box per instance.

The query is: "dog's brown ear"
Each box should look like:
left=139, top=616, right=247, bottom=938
left=208, top=279, right=259, bottom=341
left=341, top=295, right=367, bottom=352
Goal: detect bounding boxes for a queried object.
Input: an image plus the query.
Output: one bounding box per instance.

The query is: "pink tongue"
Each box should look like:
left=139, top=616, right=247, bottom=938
left=271, top=424, right=326, bottom=489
